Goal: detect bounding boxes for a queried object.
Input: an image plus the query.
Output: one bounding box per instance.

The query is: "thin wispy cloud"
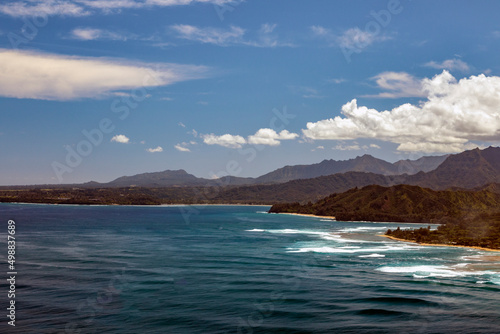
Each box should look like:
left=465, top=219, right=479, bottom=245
left=424, top=58, right=470, bottom=72
left=0, top=49, right=209, bottom=100
left=171, top=24, right=245, bottom=46
left=311, top=25, right=391, bottom=49
left=0, top=0, right=238, bottom=17
left=70, top=28, right=130, bottom=41
left=174, top=143, right=191, bottom=152
left=303, top=71, right=500, bottom=153
left=289, top=86, right=324, bottom=99
left=170, top=23, right=293, bottom=47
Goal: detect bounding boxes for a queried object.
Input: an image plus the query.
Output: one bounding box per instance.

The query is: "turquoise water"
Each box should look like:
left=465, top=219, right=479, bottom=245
left=1, top=203, right=499, bottom=333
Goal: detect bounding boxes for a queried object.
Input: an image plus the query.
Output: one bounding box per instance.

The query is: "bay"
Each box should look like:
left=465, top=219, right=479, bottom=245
left=1, top=203, right=499, bottom=333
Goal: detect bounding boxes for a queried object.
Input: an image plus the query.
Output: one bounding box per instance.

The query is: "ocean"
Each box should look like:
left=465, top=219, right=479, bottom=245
left=1, top=203, right=499, bottom=333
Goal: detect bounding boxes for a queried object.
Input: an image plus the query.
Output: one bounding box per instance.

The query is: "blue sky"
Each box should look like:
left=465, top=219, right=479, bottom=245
left=1, top=0, right=500, bottom=185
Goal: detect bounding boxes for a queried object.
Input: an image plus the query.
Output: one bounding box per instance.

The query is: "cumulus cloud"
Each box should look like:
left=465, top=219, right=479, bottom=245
left=302, top=71, right=500, bottom=153
left=370, top=144, right=381, bottom=149
left=333, top=144, right=361, bottom=151
left=0, top=49, right=208, bottom=100
left=365, top=72, right=425, bottom=98
left=111, top=134, right=130, bottom=143
left=146, top=146, right=163, bottom=153
left=201, top=128, right=298, bottom=148
left=424, top=58, right=470, bottom=72
left=247, top=129, right=298, bottom=146
left=201, top=133, right=246, bottom=148
left=0, top=0, right=237, bottom=17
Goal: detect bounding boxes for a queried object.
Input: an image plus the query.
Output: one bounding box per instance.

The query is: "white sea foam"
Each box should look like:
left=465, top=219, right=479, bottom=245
left=377, top=265, right=495, bottom=278
left=246, top=229, right=265, bottom=232
left=287, top=244, right=420, bottom=254
left=338, top=226, right=388, bottom=233
left=254, top=229, right=371, bottom=243
left=359, top=253, right=386, bottom=258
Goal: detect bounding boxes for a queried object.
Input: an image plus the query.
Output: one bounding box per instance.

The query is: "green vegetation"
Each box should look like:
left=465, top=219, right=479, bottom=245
left=387, top=213, right=500, bottom=249
left=269, top=184, right=500, bottom=249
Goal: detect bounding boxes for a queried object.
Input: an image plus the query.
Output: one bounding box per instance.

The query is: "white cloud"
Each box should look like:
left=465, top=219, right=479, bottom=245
left=171, top=24, right=245, bottom=46
left=111, top=134, right=130, bottom=144
left=70, top=28, right=130, bottom=41
left=0, top=49, right=209, bottom=100
left=0, top=0, right=237, bottom=17
left=260, top=23, right=277, bottom=34
left=146, top=146, right=163, bottom=153
left=370, top=144, right=381, bottom=149
left=333, top=144, right=361, bottom=151
left=178, top=122, right=186, bottom=128
left=289, top=86, right=324, bottom=99
left=201, top=133, right=246, bottom=148
left=311, top=26, right=390, bottom=54
left=247, top=128, right=298, bottom=146
left=365, top=72, right=425, bottom=98
left=327, top=78, right=345, bottom=84
left=339, top=27, right=380, bottom=50
left=0, top=0, right=88, bottom=17
left=302, top=71, right=500, bottom=153
left=170, top=23, right=292, bottom=47
left=174, top=144, right=191, bottom=152
left=424, top=58, right=470, bottom=72
left=310, top=25, right=330, bottom=37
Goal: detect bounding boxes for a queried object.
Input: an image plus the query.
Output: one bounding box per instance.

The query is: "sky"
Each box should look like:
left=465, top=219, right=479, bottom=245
left=0, top=0, right=500, bottom=185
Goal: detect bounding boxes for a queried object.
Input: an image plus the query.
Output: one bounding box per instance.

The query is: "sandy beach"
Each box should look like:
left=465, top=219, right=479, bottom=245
left=275, top=212, right=336, bottom=220
left=380, top=234, right=500, bottom=252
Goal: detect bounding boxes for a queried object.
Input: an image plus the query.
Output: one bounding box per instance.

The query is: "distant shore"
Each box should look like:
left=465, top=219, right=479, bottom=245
left=273, top=212, right=336, bottom=220
left=0, top=201, right=272, bottom=207
left=380, top=234, right=500, bottom=252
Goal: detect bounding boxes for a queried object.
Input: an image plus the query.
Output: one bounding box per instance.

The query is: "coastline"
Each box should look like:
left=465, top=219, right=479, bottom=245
left=380, top=234, right=500, bottom=252
left=273, top=212, right=336, bottom=220
left=0, top=201, right=272, bottom=207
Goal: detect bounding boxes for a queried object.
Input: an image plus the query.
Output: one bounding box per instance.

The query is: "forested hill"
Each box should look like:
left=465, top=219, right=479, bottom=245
left=268, top=184, right=500, bottom=224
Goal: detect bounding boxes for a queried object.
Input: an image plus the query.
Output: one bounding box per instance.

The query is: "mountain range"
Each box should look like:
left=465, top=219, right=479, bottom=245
left=87, top=153, right=449, bottom=188
left=0, top=147, right=499, bottom=205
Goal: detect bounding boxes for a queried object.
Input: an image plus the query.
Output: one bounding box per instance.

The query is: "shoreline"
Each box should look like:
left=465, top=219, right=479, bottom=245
left=273, top=212, right=336, bottom=220
left=0, top=202, right=272, bottom=207
left=380, top=234, right=500, bottom=252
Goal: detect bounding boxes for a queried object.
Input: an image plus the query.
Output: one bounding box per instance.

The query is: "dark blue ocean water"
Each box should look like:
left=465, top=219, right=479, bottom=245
left=1, top=203, right=499, bottom=334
